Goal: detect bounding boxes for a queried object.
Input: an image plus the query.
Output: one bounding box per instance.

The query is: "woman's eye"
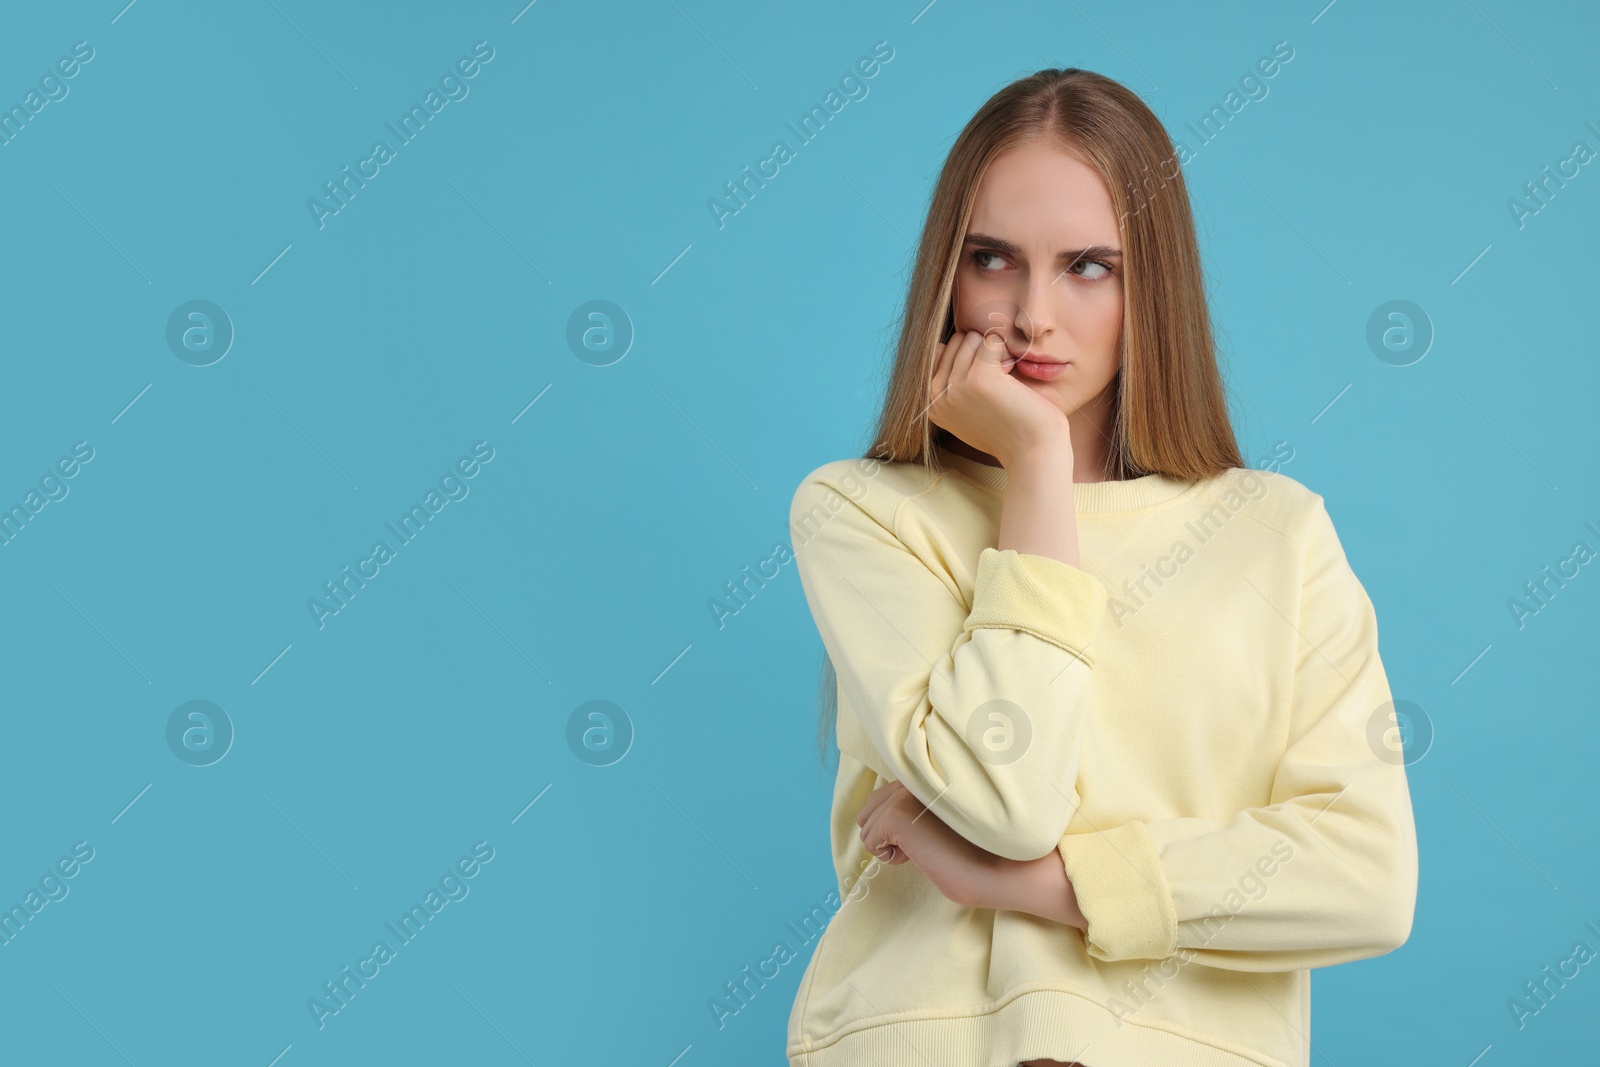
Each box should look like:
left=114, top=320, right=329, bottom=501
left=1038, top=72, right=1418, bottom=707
left=1070, top=259, right=1113, bottom=280
left=970, top=250, right=1114, bottom=280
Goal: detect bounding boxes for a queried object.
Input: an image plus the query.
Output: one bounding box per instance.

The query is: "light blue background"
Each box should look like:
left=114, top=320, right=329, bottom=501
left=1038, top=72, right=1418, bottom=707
left=1, top=1, right=1596, bottom=1064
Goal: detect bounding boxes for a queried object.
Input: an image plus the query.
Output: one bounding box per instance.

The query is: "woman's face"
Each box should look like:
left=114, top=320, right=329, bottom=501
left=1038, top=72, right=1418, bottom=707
left=951, top=140, right=1124, bottom=420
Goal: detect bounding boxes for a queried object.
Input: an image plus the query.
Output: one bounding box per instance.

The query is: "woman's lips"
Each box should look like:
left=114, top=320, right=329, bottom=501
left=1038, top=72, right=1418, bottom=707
left=1011, top=355, right=1067, bottom=381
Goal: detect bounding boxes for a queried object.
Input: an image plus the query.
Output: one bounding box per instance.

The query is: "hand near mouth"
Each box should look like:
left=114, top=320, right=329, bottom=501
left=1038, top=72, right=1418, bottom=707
left=926, top=329, right=1074, bottom=468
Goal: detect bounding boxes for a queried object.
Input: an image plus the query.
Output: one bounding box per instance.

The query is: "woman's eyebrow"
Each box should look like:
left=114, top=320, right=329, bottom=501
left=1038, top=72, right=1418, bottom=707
left=963, top=233, right=1123, bottom=259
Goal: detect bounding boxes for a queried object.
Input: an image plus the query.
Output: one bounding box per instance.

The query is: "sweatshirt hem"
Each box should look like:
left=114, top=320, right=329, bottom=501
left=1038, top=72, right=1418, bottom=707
left=787, top=983, right=1296, bottom=1067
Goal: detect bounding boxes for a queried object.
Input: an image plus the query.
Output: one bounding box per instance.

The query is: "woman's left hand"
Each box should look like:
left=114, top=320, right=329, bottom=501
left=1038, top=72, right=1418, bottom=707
left=857, top=780, right=1000, bottom=908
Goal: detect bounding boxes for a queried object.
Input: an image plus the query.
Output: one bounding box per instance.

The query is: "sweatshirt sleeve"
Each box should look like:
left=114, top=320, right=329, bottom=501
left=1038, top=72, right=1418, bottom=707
left=790, top=468, right=1110, bottom=862
left=1055, top=495, right=1418, bottom=971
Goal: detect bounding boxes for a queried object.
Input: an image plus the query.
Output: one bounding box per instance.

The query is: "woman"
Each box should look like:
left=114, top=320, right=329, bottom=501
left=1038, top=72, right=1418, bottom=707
left=785, top=68, right=1417, bottom=1067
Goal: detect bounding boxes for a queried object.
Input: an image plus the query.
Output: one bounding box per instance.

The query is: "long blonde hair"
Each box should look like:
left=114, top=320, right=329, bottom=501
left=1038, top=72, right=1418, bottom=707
left=813, top=67, right=1243, bottom=772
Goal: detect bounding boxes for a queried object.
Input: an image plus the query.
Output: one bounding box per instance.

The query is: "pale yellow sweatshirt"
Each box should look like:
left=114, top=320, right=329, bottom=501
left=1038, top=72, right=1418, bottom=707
left=785, top=440, right=1418, bottom=1067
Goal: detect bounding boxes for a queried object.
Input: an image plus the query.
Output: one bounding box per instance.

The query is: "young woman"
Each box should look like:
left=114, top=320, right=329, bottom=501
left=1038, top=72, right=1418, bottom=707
left=785, top=68, right=1418, bottom=1067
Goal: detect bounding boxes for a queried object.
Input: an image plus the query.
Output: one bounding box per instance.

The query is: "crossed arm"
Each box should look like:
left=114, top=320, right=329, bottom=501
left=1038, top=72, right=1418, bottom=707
left=857, top=777, right=1087, bottom=927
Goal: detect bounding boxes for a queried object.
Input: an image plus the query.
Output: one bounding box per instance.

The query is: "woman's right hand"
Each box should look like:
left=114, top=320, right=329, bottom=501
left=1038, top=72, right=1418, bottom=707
left=926, top=329, right=1073, bottom=469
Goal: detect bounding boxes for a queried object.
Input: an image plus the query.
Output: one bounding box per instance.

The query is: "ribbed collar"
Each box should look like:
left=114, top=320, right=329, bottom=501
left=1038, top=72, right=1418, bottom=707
left=935, top=441, right=1200, bottom=515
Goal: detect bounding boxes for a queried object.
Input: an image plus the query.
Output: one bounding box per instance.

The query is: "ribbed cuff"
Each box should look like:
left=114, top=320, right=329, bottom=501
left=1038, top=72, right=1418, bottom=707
left=965, top=548, right=1107, bottom=663
left=1058, top=820, right=1178, bottom=962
